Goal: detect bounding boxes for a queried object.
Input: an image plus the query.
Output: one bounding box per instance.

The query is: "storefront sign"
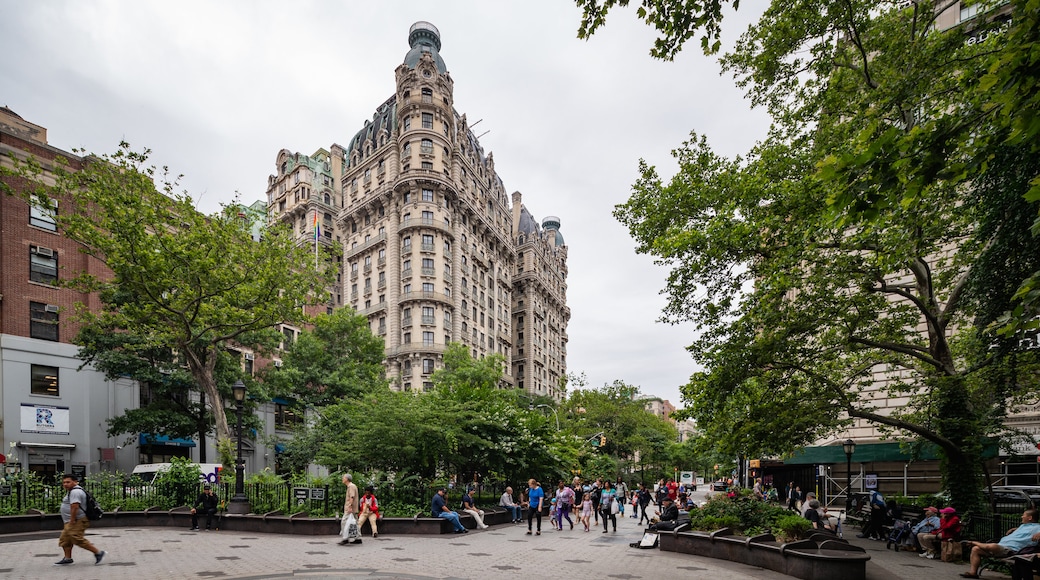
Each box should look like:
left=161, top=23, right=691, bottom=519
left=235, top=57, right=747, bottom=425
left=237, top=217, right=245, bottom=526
left=20, top=403, right=70, bottom=435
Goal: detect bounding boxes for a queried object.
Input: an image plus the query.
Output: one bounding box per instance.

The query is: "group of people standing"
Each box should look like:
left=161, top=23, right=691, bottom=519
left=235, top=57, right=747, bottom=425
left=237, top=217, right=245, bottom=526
left=498, top=477, right=629, bottom=535
left=339, top=473, right=682, bottom=540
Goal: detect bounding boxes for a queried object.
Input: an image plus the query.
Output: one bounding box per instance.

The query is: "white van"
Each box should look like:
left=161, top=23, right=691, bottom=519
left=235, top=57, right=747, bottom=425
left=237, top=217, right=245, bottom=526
left=130, top=463, right=225, bottom=485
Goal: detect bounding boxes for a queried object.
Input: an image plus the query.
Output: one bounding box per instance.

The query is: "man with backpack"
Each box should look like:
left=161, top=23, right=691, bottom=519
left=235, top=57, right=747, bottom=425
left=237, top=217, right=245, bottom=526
left=54, top=473, right=105, bottom=566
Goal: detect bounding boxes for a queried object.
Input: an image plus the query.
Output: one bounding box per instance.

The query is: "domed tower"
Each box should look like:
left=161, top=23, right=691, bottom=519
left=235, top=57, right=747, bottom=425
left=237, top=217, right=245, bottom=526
left=511, top=194, right=569, bottom=401
left=277, top=22, right=538, bottom=397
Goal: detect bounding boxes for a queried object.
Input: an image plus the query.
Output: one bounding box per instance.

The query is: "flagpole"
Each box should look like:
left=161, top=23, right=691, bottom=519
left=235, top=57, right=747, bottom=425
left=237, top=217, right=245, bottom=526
left=314, top=210, right=319, bottom=270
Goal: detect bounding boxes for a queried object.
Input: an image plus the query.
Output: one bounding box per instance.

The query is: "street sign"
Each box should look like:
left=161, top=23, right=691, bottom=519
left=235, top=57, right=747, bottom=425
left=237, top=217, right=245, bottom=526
left=310, top=488, right=325, bottom=500
left=0, top=485, right=11, bottom=496
left=865, top=474, right=878, bottom=489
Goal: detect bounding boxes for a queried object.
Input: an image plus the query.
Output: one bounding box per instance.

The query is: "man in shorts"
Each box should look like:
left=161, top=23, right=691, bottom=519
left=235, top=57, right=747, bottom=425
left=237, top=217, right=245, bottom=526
left=959, top=509, right=1040, bottom=579
left=54, top=474, right=105, bottom=566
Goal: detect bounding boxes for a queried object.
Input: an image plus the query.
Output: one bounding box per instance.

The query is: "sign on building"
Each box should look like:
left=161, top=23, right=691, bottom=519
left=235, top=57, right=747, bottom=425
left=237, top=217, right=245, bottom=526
left=20, top=403, right=70, bottom=435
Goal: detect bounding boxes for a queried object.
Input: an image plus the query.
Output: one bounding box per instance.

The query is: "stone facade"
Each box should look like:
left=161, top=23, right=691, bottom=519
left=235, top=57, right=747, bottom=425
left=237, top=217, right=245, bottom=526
left=265, top=22, right=569, bottom=399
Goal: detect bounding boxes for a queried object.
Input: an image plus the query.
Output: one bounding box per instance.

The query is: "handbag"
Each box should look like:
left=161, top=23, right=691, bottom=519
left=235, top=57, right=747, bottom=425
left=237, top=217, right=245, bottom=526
left=941, top=540, right=961, bottom=563
left=610, top=497, right=619, bottom=515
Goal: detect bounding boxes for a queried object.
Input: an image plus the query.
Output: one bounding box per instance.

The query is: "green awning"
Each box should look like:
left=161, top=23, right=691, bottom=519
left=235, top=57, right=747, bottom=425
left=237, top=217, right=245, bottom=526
left=784, top=440, right=998, bottom=465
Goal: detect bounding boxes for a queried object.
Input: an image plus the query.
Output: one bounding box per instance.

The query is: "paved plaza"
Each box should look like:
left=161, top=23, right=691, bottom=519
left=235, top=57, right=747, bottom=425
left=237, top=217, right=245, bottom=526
left=0, top=512, right=1000, bottom=580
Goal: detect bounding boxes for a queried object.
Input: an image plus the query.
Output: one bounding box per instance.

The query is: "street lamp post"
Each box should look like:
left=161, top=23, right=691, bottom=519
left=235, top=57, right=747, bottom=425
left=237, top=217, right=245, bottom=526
left=842, top=439, right=856, bottom=523
left=227, top=380, right=250, bottom=514
left=532, top=404, right=560, bottom=431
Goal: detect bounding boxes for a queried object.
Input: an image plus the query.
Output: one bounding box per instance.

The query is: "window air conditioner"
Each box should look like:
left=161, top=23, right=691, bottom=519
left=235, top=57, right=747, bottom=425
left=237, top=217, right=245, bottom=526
left=44, top=304, right=59, bottom=313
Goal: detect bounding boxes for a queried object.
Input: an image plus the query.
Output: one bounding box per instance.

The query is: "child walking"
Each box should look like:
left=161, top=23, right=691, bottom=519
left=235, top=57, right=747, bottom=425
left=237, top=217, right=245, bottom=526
left=580, top=492, right=593, bottom=532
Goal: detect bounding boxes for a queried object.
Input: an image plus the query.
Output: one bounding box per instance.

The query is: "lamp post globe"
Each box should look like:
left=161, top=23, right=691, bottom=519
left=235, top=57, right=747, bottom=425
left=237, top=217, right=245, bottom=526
left=227, top=380, right=251, bottom=514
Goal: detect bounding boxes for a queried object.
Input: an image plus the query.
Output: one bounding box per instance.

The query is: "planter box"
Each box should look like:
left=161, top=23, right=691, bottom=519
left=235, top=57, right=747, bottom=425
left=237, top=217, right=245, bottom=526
left=0, top=506, right=516, bottom=537
left=659, top=528, right=870, bottom=580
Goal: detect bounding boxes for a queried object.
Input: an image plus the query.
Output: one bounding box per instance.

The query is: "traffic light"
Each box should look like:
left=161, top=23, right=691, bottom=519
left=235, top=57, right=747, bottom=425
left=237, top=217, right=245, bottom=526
left=599, top=435, right=607, bottom=447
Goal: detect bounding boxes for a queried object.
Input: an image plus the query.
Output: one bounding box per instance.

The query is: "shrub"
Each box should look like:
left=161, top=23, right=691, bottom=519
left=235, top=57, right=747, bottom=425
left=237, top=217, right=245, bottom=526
left=772, top=513, right=812, bottom=542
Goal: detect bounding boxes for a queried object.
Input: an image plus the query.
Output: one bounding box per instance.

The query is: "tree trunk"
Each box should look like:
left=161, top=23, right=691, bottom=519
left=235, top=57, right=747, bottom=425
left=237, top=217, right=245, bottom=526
left=933, top=375, right=984, bottom=513
left=197, top=390, right=207, bottom=463
left=183, top=347, right=231, bottom=445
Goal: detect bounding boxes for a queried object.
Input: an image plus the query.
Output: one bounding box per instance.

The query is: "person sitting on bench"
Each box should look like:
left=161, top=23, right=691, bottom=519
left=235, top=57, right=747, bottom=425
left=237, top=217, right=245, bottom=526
left=959, top=509, right=1040, bottom=579
left=649, top=497, right=679, bottom=531
left=191, top=485, right=219, bottom=530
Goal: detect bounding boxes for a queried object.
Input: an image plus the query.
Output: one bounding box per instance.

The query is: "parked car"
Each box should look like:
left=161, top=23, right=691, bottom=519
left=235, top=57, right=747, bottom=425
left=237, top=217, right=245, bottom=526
left=984, top=486, right=1037, bottom=513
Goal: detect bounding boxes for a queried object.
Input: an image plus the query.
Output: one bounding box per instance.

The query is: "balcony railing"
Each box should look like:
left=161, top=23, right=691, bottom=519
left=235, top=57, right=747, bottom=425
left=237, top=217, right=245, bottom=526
left=421, top=315, right=436, bottom=325
left=421, top=267, right=436, bottom=277
left=344, top=233, right=387, bottom=261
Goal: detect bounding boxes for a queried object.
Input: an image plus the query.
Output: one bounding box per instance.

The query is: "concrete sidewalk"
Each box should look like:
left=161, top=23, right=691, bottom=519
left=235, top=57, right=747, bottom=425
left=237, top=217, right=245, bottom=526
left=0, top=514, right=1000, bottom=580
left=848, top=535, right=1009, bottom=580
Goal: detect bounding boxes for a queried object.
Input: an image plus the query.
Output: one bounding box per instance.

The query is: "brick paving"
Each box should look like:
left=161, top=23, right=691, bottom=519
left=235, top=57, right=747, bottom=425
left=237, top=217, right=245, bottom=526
left=0, top=513, right=1000, bottom=579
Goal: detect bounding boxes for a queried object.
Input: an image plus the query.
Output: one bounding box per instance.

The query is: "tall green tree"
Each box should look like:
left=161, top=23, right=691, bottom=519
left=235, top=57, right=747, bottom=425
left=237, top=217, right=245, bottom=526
left=264, top=308, right=388, bottom=407
left=578, top=0, right=1040, bottom=511
left=6, top=143, right=333, bottom=447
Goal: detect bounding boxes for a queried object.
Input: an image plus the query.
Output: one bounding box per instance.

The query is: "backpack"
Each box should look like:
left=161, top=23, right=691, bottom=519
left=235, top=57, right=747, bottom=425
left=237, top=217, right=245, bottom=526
left=75, top=485, right=103, bottom=521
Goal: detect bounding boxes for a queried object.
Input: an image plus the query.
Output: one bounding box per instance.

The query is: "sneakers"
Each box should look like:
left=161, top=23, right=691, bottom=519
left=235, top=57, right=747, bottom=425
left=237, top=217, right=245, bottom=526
left=95, top=551, right=106, bottom=565
left=925, top=553, right=935, bottom=559
left=53, top=558, right=73, bottom=566
left=191, top=527, right=200, bottom=531
left=918, top=552, right=929, bottom=558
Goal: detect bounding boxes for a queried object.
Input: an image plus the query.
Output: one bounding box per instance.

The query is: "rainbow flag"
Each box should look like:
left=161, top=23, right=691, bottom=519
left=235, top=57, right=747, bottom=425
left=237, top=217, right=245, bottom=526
left=314, top=211, right=321, bottom=240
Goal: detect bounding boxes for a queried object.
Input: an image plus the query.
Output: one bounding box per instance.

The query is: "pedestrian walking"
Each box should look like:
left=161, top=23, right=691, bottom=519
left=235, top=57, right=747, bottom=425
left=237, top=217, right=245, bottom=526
left=54, top=473, right=105, bottom=566
left=638, top=483, right=652, bottom=526
left=580, top=492, right=593, bottom=531
left=555, top=480, right=575, bottom=531
left=526, top=478, right=545, bottom=536
left=590, top=478, right=602, bottom=525
left=600, top=480, right=618, bottom=533
left=338, top=473, right=360, bottom=545
left=615, top=478, right=628, bottom=517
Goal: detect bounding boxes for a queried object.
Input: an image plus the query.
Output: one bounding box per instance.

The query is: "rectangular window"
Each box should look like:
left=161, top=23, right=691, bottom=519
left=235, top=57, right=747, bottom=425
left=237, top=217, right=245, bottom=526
left=422, top=161, right=433, bottom=171
left=422, top=113, right=433, bottom=129
left=422, top=210, right=434, bottom=221
left=275, top=403, right=302, bottom=430
left=29, top=301, right=58, bottom=341
left=422, top=282, right=434, bottom=293
left=422, top=189, right=434, bottom=202
left=423, top=358, right=435, bottom=374
left=403, top=332, right=411, bottom=344
left=29, top=195, right=57, bottom=231
left=30, top=247, right=58, bottom=285
left=423, top=381, right=433, bottom=392
left=423, top=331, right=434, bottom=346
left=30, top=364, right=59, bottom=396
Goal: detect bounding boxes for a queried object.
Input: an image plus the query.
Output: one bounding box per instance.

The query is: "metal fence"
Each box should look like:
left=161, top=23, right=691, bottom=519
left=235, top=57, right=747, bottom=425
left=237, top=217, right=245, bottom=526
left=0, top=479, right=516, bottom=518
left=964, top=511, right=1021, bottom=542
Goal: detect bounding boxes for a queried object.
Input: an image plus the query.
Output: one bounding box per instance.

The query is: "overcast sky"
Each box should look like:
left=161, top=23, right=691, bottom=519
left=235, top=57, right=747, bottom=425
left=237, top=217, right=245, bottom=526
left=0, top=0, right=769, bottom=408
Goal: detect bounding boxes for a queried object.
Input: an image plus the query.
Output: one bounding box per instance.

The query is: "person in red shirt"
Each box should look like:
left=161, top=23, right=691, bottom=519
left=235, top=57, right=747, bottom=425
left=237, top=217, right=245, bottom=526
left=666, top=479, right=679, bottom=501
left=919, top=507, right=961, bottom=559
left=357, top=486, right=380, bottom=538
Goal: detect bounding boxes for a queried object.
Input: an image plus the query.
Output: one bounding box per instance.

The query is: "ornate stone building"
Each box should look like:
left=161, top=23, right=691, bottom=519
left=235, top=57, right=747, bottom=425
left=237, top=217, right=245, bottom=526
left=265, top=22, right=569, bottom=399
